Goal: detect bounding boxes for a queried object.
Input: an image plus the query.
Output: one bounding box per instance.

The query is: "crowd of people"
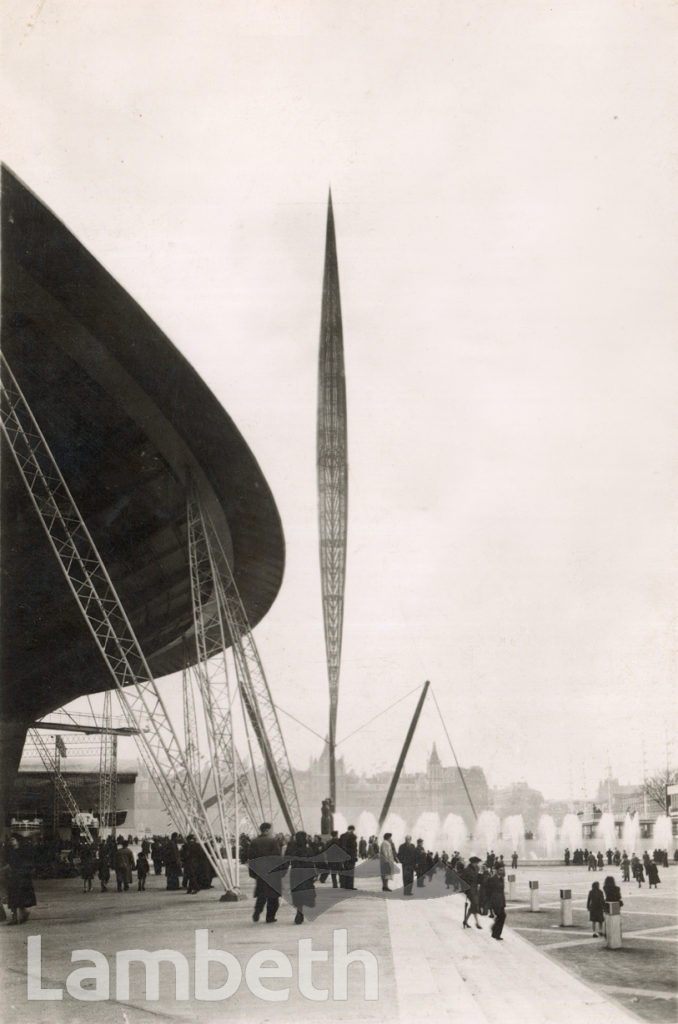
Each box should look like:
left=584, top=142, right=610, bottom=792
left=2, top=824, right=673, bottom=931
left=564, top=846, right=669, bottom=887
left=243, top=823, right=510, bottom=934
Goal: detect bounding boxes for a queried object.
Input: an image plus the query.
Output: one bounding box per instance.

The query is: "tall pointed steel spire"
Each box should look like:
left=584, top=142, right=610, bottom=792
left=317, top=190, right=348, bottom=808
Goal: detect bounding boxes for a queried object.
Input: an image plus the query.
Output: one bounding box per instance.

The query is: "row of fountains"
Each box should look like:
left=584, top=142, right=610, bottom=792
left=328, top=809, right=675, bottom=859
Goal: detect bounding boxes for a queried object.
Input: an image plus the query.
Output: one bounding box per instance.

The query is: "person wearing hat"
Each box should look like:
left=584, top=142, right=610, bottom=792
left=415, top=839, right=428, bottom=888
left=284, top=830, right=318, bottom=924
left=248, top=822, right=283, bottom=923
left=397, top=835, right=417, bottom=895
left=114, top=839, right=135, bottom=892
left=487, top=866, right=507, bottom=940
left=183, top=834, right=202, bottom=894
left=164, top=833, right=181, bottom=890
left=462, top=857, right=482, bottom=929
left=338, top=825, right=358, bottom=890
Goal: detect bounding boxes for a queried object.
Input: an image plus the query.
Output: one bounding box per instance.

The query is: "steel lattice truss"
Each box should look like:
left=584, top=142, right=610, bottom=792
left=0, top=351, right=236, bottom=893
left=181, top=662, right=204, bottom=825
left=27, top=729, right=95, bottom=844
left=186, top=490, right=266, bottom=840
left=317, top=194, right=348, bottom=803
left=98, top=690, right=118, bottom=832
left=191, top=499, right=304, bottom=836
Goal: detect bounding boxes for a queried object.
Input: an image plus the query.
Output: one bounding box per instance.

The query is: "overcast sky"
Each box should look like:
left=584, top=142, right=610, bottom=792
left=4, top=0, right=677, bottom=802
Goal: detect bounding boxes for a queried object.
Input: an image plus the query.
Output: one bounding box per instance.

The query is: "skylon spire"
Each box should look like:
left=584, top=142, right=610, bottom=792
left=317, top=189, right=348, bottom=809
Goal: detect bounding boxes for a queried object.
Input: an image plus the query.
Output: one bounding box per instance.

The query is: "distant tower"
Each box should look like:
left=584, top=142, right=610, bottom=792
left=317, top=191, right=348, bottom=808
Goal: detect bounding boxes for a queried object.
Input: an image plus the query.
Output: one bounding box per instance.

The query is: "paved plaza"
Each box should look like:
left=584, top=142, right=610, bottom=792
left=2, top=858, right=676, bottom=1024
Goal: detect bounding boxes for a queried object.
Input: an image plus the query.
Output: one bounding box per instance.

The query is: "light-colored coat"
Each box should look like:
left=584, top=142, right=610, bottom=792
left=379, top=839, right=397, bottom=878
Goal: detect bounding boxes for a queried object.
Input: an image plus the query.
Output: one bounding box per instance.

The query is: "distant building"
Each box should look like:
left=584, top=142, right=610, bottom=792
left=9, top=757, right=173, bottom=837
left=490, top=781, right=546, bottom=833
left=294, top=743, right=488, bottom=831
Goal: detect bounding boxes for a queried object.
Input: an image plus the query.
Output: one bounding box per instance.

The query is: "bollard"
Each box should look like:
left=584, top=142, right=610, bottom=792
left=604, top=901, right=622, bottom=948
left=559, top=889, right=573, bottom=927
left=529, top=879, right=539, bottom=912
left=507, top=874, right=516, bottom=900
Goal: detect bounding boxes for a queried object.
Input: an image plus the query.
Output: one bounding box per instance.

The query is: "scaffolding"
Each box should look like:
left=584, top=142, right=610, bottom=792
left=0, top=351, right=237, bottom=893
left=186, top=483, right=303, bottom=837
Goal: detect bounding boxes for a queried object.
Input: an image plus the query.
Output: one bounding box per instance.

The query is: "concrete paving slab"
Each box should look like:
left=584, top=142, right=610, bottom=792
left=1, top=863, right=669, bottom=1024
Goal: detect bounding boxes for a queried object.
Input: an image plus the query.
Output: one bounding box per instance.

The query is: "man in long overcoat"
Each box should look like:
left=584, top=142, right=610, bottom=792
left=415, top=839, right=428, bottom=887
left=338, top=826, right=358, bottom=890
left=487, top=867, right=507, bottom=939
left=397, top=835, right=417, bottom=895
left=248, top=822, right=283, bottom=923
left=164, top=833, right=182, bottom=890
left=114, top=840, right=135, bottom=892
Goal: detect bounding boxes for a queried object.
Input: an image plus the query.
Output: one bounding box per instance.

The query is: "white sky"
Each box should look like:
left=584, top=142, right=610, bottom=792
left=4, top=0, right=677, bottom=800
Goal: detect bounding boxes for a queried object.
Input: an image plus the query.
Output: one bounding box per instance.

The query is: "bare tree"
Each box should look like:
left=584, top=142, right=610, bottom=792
left=644, top=768, right=678, bottom=813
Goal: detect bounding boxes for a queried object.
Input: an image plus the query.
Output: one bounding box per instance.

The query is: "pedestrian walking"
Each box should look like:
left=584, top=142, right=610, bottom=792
left=284, top=831, right=317, bottom=924
left=114, top=840, right=135, bottom=892
left=586, top=881, right=605, bottom=937
left=136, top=850, right=149, bottom=890
left=248, top=822, right=283, bottom=924
left=647, top=861, right=661, bottom=889
left=487, top=867, right=506, bottom=940
left=462, top=857, right=483, bottom=930
left=80, top=844, right=96, bottom=892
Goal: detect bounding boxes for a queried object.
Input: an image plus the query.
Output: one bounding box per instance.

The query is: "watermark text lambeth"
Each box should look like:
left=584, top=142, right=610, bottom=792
left=27, top=929, right=379, bottom=1003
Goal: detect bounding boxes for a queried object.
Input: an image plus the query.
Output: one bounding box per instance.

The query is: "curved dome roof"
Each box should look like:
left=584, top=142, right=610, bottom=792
left=1, top=164, right=285, bottom=731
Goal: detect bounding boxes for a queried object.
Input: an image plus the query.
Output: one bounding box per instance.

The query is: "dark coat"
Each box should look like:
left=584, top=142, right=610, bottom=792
left=461, top=864, right=479, bottom=911
left=486, top=874, right=505, bottom=913
left=339, top=831, right=358, bottom=861
left=164, top=840, right=181, bottom=870
left=397, top=842, right=417, bottom=867
left=248, top=832, right=284, bottom=899
left=587, top=888, right=605, bottom=922
left=114, top=846, right=135, bottom=883
left=5, top=845, right=37, bottom=911
left=603, top=881, right=622, bottom=905
left=80, top=847, right=96, bottom=880
left=285, top=841, right=318, bottom=909
left=647, top=862, right=660, bottom=885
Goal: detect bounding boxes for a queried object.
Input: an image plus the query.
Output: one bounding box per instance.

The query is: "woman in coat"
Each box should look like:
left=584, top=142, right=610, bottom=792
left=285, top=831, right=317, bottom=924
left=647, top=860, right=660, bottom=889
left=4, top=835, right=36, bottom=925
left=586, top=881, right=605, bottom=937
left=379, top=833, right=397, bottom=891
left=603, top=875, right=623, bottom=906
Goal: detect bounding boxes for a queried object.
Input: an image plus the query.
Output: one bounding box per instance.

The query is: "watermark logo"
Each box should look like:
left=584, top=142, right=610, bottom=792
left=27, top=928, right=379, bottom=1002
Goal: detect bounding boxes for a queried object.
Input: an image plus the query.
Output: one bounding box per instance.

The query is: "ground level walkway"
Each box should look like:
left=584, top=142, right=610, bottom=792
left=2, top=859, right=674, bottom=1023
